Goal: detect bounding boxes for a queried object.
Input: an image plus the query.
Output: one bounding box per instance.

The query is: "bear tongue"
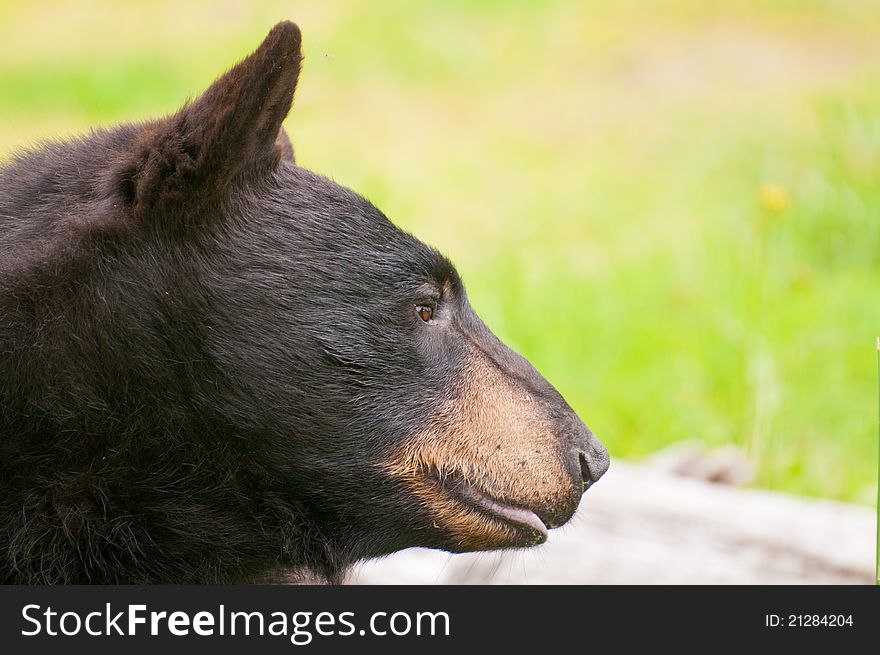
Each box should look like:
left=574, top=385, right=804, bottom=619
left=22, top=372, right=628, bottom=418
left=459, top=484, right=549, bottom=537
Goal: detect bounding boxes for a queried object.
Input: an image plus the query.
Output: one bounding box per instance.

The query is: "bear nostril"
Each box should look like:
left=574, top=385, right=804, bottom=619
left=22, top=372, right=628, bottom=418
left=578, top=452, right=592, bottom=490
left=578, top=449, right=609, bottom=492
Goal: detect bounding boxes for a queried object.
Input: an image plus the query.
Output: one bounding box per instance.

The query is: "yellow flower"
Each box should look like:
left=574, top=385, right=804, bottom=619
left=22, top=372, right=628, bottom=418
left=759, top=184, right=789, bottom=212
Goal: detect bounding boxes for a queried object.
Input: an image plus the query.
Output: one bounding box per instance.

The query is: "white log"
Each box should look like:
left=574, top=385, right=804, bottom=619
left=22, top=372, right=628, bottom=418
left=348, top=461, right=875, bottom=584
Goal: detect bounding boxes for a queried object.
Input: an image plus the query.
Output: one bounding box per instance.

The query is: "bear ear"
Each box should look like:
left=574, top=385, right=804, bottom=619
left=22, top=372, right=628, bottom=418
left=276, top=127, right=296, bottom=163
left=118, top=21, right=302, bottom=217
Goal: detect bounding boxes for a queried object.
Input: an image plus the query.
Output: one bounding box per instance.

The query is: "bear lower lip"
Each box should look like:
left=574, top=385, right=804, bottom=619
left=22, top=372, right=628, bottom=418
left=450, top=479, right=549, bottom=540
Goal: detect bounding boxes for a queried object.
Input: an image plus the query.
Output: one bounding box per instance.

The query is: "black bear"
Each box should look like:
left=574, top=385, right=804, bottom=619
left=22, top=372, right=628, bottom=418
left=0, top=21, right=609, bottom=584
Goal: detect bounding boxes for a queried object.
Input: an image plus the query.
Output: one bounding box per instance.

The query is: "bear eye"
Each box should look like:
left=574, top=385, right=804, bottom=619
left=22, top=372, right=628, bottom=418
left=416, top=305, right=434, bottom=323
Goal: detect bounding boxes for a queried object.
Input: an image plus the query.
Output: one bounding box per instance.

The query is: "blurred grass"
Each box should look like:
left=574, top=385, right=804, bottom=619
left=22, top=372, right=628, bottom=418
left=1, top=0, right=878, bottom=503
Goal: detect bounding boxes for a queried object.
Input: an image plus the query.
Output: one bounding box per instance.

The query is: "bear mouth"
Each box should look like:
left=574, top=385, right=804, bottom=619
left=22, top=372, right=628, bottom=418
left=434, top=471, right=549, bottom=544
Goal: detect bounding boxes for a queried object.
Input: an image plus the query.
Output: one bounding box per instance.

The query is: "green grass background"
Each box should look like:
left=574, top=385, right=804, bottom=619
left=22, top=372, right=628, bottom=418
left=1, top=0, right=878, bottom=503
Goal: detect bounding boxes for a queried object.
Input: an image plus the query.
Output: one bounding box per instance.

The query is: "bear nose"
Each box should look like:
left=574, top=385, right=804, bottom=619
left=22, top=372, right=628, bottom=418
left=577, top=437, right=610, bottom=492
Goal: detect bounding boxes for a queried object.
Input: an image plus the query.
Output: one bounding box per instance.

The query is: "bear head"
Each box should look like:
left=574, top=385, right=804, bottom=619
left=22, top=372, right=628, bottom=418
left=0, top=21, right=608, bottom=582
